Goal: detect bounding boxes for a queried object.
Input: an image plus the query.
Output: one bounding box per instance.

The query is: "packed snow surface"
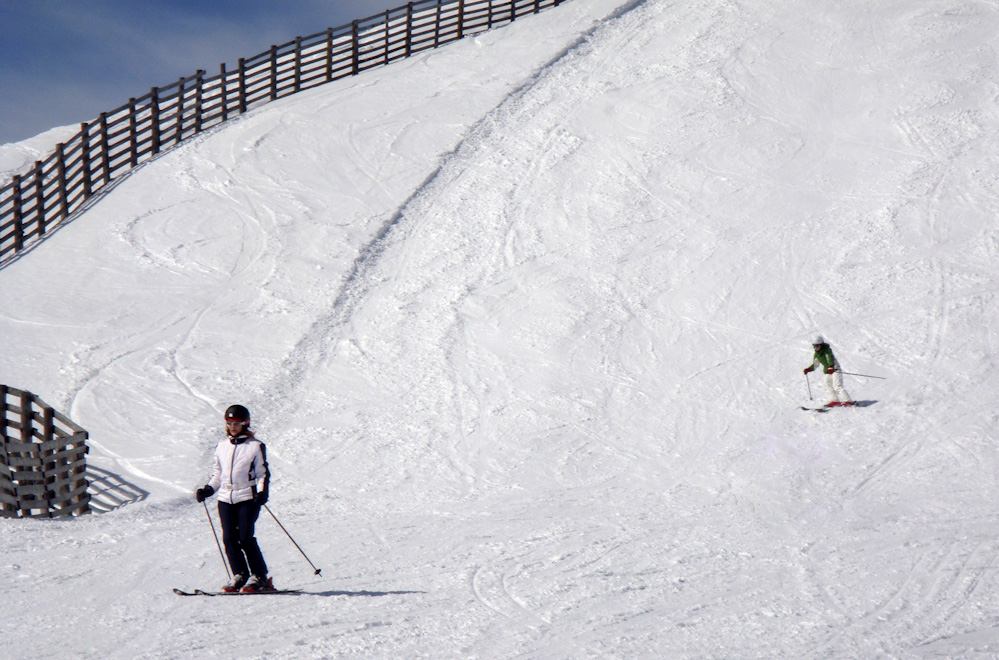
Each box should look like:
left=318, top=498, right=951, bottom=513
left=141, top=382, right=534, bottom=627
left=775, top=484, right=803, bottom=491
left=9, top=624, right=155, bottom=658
left=3, top=0, right=999, bottom=657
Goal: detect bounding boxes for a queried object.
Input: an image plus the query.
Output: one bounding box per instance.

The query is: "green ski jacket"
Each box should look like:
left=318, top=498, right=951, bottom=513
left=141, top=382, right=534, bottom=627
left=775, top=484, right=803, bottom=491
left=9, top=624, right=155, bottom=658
left=808, top=344, right=840, bottom=372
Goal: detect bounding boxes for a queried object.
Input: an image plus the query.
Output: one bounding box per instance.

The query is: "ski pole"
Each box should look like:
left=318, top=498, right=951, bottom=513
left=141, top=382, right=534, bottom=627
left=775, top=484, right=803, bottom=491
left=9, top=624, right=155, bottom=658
left=805, top=372, right=812, bottom=400
left=204, top=501, right=230, bottom=579
left=841, top=371, right=886, bottom=380
left=264, top=504, right=322, bottom=576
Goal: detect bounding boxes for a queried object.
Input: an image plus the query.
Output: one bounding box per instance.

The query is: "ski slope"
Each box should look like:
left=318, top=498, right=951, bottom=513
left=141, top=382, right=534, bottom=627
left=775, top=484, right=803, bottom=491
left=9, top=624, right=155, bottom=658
left=3, top=0, right=999, bottom=657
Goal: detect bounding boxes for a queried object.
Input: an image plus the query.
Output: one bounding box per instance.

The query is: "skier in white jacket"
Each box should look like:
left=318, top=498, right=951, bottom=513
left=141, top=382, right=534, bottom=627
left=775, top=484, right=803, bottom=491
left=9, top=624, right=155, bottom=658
left=196, top=405, right=273, bottom=593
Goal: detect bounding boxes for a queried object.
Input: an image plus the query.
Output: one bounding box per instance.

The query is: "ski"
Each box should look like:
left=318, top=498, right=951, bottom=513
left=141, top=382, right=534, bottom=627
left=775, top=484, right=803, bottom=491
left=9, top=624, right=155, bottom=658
left=173, top=587, right=301, bottom=596
left=800, top=402, right=861, bottom=412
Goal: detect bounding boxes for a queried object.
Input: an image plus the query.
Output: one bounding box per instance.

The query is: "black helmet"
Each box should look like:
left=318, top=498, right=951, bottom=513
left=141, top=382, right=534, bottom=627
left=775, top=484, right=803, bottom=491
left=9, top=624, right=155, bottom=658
left=225, top=404, right=251, bottom=423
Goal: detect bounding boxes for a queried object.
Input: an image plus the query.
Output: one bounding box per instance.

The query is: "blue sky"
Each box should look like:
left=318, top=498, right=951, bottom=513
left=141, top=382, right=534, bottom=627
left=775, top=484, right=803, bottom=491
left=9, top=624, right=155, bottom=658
left=0, top=0, right=405, bottom=145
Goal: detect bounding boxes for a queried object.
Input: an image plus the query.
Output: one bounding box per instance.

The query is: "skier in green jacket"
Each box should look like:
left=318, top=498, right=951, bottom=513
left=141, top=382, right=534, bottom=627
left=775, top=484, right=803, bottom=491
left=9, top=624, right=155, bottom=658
left=803, top=334, right=855, bottom=406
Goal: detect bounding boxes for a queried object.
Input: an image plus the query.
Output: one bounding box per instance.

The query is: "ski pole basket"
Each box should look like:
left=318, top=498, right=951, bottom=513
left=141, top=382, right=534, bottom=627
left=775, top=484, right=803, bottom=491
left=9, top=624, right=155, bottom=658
left=0, top=385, right=91, bottom=518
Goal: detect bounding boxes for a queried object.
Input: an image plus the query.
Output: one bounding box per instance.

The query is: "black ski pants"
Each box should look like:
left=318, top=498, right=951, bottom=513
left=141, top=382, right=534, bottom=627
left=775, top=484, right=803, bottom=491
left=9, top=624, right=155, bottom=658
left=218, top=500, right=268, bottom=578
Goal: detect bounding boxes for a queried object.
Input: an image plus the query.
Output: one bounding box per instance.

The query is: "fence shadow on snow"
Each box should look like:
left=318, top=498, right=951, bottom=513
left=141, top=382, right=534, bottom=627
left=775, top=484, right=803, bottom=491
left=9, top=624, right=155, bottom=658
left=86, top=465, right=150, bottom=513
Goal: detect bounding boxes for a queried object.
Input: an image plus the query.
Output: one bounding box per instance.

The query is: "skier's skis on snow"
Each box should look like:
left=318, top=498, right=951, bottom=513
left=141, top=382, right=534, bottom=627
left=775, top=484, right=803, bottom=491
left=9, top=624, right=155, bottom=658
left=173, top=587, right=301, bottom=596
left=799, top=402, right=858, bottom=412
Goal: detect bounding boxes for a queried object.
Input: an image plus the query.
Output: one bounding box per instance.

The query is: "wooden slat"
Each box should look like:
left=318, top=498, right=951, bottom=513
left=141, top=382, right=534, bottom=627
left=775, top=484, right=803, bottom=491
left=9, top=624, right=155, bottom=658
left=5, top=440, right=40, bottom=453
left=8, top=457, right=43, bottom=469
left=43, top=458, right=89, bottom=483
left=11, top=482, right=47, bottom=496
left=49, top=496, right=91, bottom=517
left=43, top=450, right=88, bottom=473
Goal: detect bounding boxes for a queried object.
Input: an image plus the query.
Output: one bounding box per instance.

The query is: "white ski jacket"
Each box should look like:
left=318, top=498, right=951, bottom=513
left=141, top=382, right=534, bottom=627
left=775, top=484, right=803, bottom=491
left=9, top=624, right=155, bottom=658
left=208, top=433, right=269, bottom=504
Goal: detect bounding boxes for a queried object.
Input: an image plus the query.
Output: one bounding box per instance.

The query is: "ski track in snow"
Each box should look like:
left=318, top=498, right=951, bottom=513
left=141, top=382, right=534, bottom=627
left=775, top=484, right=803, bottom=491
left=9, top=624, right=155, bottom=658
left=3, top=0, right=999, bottom=658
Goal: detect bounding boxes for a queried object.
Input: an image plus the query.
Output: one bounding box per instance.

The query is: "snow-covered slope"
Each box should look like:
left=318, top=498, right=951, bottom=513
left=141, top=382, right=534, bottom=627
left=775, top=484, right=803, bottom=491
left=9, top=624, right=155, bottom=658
left=0, top=124, right=80, bottom=180
left=3, top=0, right=999, bottom=658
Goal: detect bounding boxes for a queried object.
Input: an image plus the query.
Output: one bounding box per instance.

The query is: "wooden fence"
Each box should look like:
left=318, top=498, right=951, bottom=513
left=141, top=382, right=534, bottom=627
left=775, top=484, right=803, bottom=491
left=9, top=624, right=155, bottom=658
left=1, top=386, right=91, bottom=518
left=0, top=0, right=570, bottom=264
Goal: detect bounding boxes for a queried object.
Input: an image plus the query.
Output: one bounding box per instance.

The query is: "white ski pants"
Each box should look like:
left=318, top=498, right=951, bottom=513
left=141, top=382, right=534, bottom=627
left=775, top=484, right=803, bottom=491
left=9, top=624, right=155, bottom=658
left=824, top=370, right=852, bottom=403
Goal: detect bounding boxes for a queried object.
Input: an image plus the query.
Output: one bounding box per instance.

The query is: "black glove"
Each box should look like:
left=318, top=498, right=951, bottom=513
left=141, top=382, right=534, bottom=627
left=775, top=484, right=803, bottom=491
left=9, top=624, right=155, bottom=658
left=253, top=489, right=268, bottom=506
left=195, top=485, right=214, bottom=502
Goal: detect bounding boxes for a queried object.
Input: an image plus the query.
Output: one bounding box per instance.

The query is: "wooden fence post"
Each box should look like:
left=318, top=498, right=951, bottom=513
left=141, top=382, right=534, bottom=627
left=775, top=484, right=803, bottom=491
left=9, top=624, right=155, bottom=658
left=150, top=87, right=161, bottom=156
left=0, top=386, right=13, bottom=518
left=435, top=0, right=443, bottom=47
left=128, top=98, right=139, bottom=167
left=325, top=27, right=334, bottom=82
left=195, top=71, right=204, bottom=133
left=56, top=143, right=68, bottom=217
left=270, top=45, right=279, bottom=100
left=238, top=58, right=247, bottom=113
left=405, top=3, right=414, bottom=57
left=220, top=63, right=229, bottom=121
left=0, top=385, right=6, bottom=441
left=351, top=21, right=360, bottom=75
left=176, top=76, right=186, bottom=144
left=69, top=432, right=90, bottom=515
left=40, top=405, right=57, bottom=515
left=33, top=161, right=45, bottom=237
left=384, top=10, right=391, bottom=64
left=11, top=174, right=23, bottom=252
left=457, top=0, right=465, bottom=40
left=18, top=391, right=40, bottom=517
left=81, top=122, right=92, bottom=199
left=294, top=37, right=303, bottom=92
left=99, top=113, right=111, bottom=187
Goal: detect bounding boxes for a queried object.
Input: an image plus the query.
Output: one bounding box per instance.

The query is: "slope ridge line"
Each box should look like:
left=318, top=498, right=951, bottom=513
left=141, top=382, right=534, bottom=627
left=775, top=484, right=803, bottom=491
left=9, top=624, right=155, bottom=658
left=260, top=0, right=649, bottom=421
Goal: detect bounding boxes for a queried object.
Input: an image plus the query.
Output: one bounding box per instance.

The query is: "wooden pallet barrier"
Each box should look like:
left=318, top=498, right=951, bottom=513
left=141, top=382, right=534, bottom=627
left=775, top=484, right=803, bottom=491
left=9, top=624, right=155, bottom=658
left=0, top=385, right=91, bottom=518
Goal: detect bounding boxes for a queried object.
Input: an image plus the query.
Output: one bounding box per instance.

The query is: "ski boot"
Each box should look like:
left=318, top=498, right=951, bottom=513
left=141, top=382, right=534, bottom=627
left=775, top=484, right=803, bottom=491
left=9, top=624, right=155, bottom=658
left=222, top=573, right=247, bottom=593
left=241, top=575, right=275, bottom=593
